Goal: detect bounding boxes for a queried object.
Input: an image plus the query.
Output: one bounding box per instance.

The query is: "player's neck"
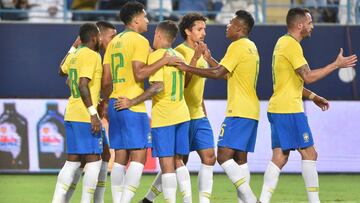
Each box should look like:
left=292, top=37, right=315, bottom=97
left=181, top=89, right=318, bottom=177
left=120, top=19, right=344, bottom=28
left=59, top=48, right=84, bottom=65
left=84, top=43, right=96, bottom=51
left=157, top=42, right=172, bottom=49
left=287, top=30, right=302, bottom=42
left=125, top=25, right=141, bottom=34
left=184, top=39, right=197, bottom=49
left=231, top=32, right=247, bottom=41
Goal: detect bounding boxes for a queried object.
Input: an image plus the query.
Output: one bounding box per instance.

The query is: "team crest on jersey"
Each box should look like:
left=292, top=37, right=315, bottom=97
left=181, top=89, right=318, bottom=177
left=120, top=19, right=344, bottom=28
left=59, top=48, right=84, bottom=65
left=114, top=42, right=122, bottom=49
left=303, top=132, right=310, bottom=143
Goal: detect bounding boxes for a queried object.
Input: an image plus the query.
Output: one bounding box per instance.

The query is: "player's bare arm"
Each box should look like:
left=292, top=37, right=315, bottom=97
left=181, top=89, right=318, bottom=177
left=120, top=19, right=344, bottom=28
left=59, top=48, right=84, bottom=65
left=100, top=63, right=112, bottom=119
left=58, top=37, right=82, bottom=77
left=185, top=42, right=205, bottom=87
left=132, top=53, right=183, bottom=82
left=202, top=44, right=229, bottom=79
left=201, top=100, right=207, bottom=117
left=178, top=62, right=229, bottom=79
left=203, top=44, right=219, bottom=67
left=79, top=77, right=101, bottom=134
left=303, top=87, right=329, bottom=111
left=58, top=54, right=70, bottom=77
left=114, top=81, right=164, bottom=110
left=296, top=48, right=357, bottom=84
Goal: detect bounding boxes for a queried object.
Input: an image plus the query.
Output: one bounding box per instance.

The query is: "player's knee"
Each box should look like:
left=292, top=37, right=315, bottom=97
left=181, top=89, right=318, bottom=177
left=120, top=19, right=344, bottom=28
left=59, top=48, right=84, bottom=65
left=306, top=149, right=318, bottom=161
left=313, top=150, right=318, bottom=160
left=272, top=154, right=288, bottom=169
left=217, top=154, right=230, bottom=165
left=202, top=154, right=216, bottom=166
left=235, top=158, right=247, bottom=165
left=174, top=156, right=185, bottom=168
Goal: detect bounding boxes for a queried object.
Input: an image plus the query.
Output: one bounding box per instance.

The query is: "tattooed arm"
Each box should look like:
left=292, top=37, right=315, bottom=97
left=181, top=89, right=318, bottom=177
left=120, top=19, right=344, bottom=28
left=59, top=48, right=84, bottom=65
left=296, top=48, right=357, bottom=84
left=114, top=81, right=164, bottom=110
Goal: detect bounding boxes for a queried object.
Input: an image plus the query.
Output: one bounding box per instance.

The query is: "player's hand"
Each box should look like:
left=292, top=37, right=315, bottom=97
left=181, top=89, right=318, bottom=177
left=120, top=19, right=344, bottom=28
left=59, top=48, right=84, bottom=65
left=334, top=48, right=357, bottom=68
left=114, top=96, right=133, bottom=110
left=193, top=42, right=204, bottom=60
left=72, top=36, right=82, bottom=48
left=203, top=48, right=212, bottom=61
left=98, top=99, right=109, bottom=121
left=164, top=52, right=184, bottom=66
left=175, top=62, right=188, bottom=71
left=313, top=95, right=329, bottom=111
left=90, top=115, right=102, bottom=135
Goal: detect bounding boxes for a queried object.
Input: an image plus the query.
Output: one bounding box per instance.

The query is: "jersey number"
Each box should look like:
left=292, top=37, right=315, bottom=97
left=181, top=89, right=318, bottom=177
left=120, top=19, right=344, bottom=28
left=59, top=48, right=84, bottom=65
left=171, top=71, right=184, bottom=101
left=111, top=53, right=125, bottom=83
left=69, top=69, right=80, bottom=98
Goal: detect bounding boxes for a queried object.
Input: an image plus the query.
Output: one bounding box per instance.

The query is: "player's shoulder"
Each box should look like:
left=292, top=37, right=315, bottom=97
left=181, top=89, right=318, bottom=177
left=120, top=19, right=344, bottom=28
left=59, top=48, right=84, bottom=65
left=77, top=46, right=99, bottom=59
left=174, top=43, right=186, bottom=52
left=278, top=34, right=300, bottom=47
left=127, top=31, right=149, bottom=44
left=175, top=43, right=191, bottom=57
left=173, top=49, right=185, bottom=60
left=151, top=48, right=166, bottom=56
left=148, top=48, right=165, bottom=62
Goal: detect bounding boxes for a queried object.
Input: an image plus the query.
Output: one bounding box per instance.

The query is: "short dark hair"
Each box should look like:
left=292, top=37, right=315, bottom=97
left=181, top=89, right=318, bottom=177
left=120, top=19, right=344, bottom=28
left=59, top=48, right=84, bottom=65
left=286, top=7, right=310, bottom=28
left=235, top=10, right=255, bottom=34
left=96, top=21, right=116, bottom=32
left=79, top=23, right=99, bottom=44
left=178, top=13, right=207, bottom=40
left=119, top=1, right=145, bottom=25
left=157, top=20, right=179, bottom=41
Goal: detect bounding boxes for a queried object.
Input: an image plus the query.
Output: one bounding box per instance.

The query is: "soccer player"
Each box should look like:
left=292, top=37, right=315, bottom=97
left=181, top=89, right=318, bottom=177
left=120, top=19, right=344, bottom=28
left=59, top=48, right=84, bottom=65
left=259, top=8, right=357, bottom=203
left=139, top=13, right=216, bottom=203
left=176, top=10, right=260, bottom=203
left=115, top=20, right=191, bottom=203
left=62, top=21, right=118, bottom=203
left=52, top=23, right=103, bottom=203
left=101, top=2, right=182, bottom=203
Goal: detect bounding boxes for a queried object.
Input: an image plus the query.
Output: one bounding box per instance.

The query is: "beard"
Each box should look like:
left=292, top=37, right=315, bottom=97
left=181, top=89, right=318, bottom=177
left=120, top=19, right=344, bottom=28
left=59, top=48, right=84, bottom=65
left=301, top=28, right=312, bottom=38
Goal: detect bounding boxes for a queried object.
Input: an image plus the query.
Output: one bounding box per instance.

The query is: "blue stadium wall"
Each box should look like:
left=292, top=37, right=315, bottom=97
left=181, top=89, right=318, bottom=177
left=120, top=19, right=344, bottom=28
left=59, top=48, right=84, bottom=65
left=0, top=23, right=359, bottom=99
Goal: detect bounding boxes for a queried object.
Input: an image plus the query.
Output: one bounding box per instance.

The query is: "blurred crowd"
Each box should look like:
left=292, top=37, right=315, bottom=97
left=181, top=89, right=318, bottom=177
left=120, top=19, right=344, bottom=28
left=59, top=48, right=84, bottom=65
left=0, top=0, right=358, bottom=24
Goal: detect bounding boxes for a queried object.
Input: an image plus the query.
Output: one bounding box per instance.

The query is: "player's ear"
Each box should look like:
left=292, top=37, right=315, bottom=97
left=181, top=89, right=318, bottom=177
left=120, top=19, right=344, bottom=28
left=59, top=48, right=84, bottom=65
left=185, top=28, right=192, bottom=37
left=297, top=21, right=303, bottom=30
left=134, top=13, right=142, bottom=25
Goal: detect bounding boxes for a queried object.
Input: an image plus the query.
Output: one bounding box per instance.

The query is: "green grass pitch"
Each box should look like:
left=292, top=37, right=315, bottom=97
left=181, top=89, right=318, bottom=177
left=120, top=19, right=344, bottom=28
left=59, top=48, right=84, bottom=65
left=1, top=174, right=359, bottom=202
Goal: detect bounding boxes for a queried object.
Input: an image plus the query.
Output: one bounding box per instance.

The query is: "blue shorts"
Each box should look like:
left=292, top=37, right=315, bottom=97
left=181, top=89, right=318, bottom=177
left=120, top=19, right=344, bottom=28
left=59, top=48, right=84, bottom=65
left=108, top=99, right=151, bottom=150
left=217, top=117, right=258, bottom=152
left=268, top=112, right=314, bottom=150
left=151, top=121, right=190, bottom=157
left=65, top=121, right=103, bottom=154
left=189, top=117, right=214, bottom=151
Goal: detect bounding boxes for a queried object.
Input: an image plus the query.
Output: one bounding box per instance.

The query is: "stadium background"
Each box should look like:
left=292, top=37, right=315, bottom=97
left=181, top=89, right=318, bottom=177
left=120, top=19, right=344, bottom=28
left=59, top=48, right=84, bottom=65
left=0, top=2, right=360, bottom=202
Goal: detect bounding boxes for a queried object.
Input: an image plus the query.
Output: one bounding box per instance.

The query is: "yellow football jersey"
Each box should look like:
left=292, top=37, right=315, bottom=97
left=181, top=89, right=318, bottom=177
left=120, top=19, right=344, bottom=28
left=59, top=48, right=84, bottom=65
left=149, top=48, right=190, bottom=128
left=268, top=34, right=308, bottom=113
left=175, top=43, right=208, bottom=119
left=103, top=29, right=150, bottom=113
left=220, top=37, right=260, bottom=120
left=63, top=46, right=103, bottom=123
